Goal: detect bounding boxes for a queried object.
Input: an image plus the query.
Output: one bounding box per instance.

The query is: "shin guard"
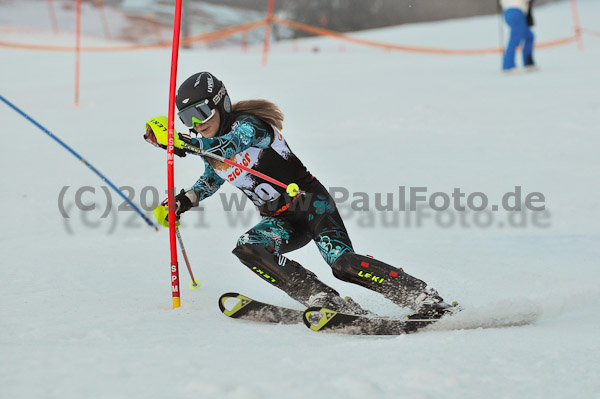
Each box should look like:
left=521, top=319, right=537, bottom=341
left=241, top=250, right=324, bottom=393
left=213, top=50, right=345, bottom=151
left=232, top=244, right=340, bottom=306
left=331, top=252, right=427, bottom=309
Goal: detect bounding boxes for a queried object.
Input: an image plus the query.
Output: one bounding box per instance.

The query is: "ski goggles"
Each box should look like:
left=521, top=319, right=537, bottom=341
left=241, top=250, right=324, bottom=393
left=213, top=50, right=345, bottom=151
left=177, top=99, right=216, bottom=127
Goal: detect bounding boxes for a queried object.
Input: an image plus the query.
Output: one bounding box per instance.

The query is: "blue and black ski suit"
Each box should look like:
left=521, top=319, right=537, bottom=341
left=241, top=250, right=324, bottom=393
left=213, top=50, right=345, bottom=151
left=185, top=112, right=430, bottom=308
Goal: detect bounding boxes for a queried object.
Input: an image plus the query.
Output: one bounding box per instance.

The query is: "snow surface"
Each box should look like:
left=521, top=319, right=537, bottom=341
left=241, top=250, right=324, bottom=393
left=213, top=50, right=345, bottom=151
left=1, top=1, right=599, bottom=398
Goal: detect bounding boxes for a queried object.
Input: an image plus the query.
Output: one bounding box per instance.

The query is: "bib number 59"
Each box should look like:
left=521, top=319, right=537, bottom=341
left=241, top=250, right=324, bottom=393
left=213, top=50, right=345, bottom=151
left=243, top=183, right=280, bottom=206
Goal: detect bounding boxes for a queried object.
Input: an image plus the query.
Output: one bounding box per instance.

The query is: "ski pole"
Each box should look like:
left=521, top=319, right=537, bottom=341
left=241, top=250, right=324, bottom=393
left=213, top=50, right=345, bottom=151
left=175, top=226, right=199, bottom=289
left=181, top=142, right=301, bottom=197
left=145, top=116, right=302, bottom=197
left=0, top=94, right=159, bottom=231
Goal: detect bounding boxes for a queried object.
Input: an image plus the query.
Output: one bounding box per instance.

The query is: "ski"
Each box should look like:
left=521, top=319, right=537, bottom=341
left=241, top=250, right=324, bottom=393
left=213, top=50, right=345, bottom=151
left=303, top=303, right=541, bottom=335
left=219, top=293, right=538, bottom=334
left=303, top=307, right=439, bottom=335
left=218, top=292, right=304, bottom=324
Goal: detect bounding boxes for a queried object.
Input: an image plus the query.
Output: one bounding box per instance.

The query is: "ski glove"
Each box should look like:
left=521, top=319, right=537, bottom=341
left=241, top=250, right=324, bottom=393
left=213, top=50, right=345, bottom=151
left=152, top=205, right=180, bottom=228
left=145, top=116, right=201, bottom=151
left=153, top=189, right=199, bottom=228
left=144, top=126, right=187, bottom=157
left=174, top=189, right=198, bottom=216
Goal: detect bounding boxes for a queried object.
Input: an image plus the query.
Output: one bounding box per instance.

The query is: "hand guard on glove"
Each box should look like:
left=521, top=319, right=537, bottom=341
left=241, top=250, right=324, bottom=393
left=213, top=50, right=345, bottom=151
left=152, top=189, right=199, bottom=227
left=144, top=116, right=199, bottom=157
left=144, top=126, right=188, bottom=157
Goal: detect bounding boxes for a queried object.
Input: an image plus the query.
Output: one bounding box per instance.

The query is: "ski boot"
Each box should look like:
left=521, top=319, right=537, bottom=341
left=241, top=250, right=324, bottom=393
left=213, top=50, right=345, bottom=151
left=233, top=244, right=373, bottom=315
left=406, top=288, right=459, bottom=320
left=307, top=292, right=371, bottom=316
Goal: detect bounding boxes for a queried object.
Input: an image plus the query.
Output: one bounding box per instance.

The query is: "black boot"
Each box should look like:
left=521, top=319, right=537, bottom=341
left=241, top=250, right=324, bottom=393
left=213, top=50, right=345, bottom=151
left=306, top=292, right=371, bottom=315
left=331, top=252, right=444, bottom=311
left=407, top=288, right=457, bottom=320
left=233, top=244, right=369, bottom=315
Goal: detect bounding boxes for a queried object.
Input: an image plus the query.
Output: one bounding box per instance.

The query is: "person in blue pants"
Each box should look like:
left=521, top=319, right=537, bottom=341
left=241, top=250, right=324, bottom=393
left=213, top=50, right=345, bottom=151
left=501, top=0, right=536, bottom=73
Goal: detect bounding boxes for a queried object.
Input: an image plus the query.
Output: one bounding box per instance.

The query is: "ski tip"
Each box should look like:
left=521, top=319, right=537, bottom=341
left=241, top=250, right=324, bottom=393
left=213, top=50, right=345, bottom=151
left=303, top=307, right=338, bottom=332
left=218, top=292, right=238, bottom=314
left=218, top=292, right=253, bottom=317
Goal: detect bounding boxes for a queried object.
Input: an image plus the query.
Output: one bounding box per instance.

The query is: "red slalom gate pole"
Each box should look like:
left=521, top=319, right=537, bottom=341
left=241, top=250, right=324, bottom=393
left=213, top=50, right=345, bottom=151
left=261, top=0, right=275, bottom=65
left=95, top=0, right=112, bottom=41
left=168, top=0, right=183, bottom=309
left=47, top=0, right=59, bottom=34
left=147, top=13, right=164, bottom=43
left=570, top=0, right=583, bottom=51
left=242, top=31, right=248, bottom=53
left=74, top=0, right=81, bottom=107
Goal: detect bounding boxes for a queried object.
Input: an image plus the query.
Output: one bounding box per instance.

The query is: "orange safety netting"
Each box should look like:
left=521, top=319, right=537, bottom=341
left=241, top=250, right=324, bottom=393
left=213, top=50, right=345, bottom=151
left=273, top=16, right=578, bottom=55
left=535, top=36, right=576, bottom=48
left=582, top=28, right=600, bottom=37
left=273, top=16, right=500, bottom=55
left=0, top=19, right=266, bottom=52
left=0, top=16, right=584, bottom=54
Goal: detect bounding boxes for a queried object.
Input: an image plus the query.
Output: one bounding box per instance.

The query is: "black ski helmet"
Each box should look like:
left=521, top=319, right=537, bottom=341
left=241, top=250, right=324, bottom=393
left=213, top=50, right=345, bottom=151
left=176, top=72, right=232, bottom=120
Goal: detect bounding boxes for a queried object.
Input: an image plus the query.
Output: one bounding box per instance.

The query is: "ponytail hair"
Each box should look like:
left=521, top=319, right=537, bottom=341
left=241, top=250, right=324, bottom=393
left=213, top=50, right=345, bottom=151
left=232, top=99, right=284, bottom=130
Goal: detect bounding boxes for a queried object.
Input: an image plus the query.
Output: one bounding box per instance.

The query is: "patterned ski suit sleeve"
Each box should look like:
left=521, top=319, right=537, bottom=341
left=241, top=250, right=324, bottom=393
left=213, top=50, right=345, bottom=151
left=195, top=115, right=273, bottom=158
left=191, top=159, right=225, bottom=201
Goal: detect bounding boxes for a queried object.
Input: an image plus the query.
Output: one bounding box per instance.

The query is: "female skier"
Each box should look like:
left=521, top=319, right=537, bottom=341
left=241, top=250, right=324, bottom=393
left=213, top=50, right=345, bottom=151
left=144, top=72, right=453, bottom=319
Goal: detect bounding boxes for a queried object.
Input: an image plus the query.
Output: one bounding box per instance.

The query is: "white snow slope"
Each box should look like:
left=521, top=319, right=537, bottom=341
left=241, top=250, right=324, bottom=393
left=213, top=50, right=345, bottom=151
left=1, top=1, right=599, bottom=398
